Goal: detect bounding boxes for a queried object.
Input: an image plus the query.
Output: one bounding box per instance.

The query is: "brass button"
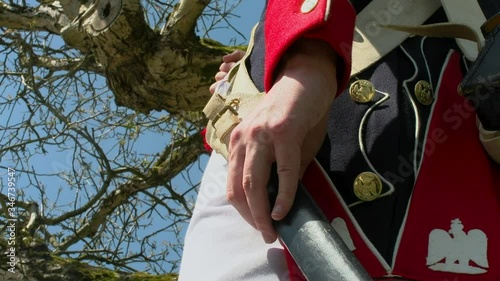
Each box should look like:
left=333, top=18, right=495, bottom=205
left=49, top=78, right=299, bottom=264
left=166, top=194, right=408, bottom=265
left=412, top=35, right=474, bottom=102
left=349, top=80, right=376, bottom=103
left=415, top=80, right=433, bottom=105
left=353, top=172, right=382, bottom=201
left=301, top=0, right=319, bottom=13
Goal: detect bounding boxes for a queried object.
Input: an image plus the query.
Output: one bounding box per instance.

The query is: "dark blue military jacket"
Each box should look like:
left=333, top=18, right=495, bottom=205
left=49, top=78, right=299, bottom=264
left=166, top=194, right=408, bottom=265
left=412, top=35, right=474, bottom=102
left=249, top=0, right=500, bottom=265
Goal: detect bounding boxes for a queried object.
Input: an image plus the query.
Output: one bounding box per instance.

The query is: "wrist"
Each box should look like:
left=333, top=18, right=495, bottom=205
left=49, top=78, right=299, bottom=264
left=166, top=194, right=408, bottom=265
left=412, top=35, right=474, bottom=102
left=281, top=38, right=337, bottom=72
left=276, top=38, right=338, bottom=92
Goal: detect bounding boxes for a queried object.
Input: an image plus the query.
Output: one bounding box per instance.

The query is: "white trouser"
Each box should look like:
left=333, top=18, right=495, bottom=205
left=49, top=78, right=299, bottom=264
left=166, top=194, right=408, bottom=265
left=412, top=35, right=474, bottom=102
left=178, top=152, right=289, bottom=281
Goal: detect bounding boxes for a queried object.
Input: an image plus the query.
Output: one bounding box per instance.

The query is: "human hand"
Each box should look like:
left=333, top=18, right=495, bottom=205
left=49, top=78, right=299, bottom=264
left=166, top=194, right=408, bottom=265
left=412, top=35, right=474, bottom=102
left=209, top=50, right=246, bottom=94
left=226, top=38, right=338, bottom=243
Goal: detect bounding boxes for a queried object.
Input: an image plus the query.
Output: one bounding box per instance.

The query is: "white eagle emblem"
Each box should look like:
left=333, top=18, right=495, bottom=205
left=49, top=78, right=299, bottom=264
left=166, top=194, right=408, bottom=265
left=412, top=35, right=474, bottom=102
left=427, top=218, right=488, bottom=274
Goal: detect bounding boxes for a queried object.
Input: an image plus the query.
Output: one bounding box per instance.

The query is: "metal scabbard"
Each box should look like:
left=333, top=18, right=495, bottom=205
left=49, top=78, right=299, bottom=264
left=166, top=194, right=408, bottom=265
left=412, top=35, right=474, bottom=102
left=267, top=164, right=372, bottom=281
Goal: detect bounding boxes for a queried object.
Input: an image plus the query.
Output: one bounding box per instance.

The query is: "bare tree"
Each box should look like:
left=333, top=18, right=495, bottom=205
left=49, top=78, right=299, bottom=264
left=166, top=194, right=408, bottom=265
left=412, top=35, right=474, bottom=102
left=0, top=0, right=247, bottom=279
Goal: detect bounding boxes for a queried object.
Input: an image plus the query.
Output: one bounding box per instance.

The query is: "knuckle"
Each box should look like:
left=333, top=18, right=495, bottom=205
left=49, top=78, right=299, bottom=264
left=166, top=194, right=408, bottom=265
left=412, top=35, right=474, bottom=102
left=249, top=125, right=273, bottom=144
left=226, top=190, right=242, bottom=204
left=248, top=125, right=263, bottom=138
left=277, top=164, right=294, bottom=173
left=270, top=118, right=292, bottom=135
left=229, top=128, right=243, bottom=146
left=219, top=63, right=228, bottom=71
left=241, top=174, right=254, bottom=193
left=277, top=164, right=299, bottom=178
left=226, top=192, right=235, bottom=203
left=214, top=72, right=226, bottom=80
left=252, top=215, right=268, bottom=226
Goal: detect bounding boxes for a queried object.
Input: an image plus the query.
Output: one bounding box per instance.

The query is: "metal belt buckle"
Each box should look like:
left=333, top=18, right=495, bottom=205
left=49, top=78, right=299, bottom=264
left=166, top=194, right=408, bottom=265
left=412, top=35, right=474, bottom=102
left=211, top=98, right=240, bottom=125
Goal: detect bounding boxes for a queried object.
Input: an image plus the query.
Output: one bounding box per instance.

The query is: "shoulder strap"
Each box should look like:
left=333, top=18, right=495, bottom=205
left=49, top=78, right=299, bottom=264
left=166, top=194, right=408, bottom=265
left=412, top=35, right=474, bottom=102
left=351, top=0, right=441, bottom=76
left=352, top=0, right=487, bottom=76
left=383, top=22, right=483, bottom=60
left=436, top=0, right=485, bottom=60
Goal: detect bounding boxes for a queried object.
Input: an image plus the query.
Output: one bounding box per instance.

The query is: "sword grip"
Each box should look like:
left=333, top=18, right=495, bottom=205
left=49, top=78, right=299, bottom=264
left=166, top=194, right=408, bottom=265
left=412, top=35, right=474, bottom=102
left=267, top=163, right=372, bottom=281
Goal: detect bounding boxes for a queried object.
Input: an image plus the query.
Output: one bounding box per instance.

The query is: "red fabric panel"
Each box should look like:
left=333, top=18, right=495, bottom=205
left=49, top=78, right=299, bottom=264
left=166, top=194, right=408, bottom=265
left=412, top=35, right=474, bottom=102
left=392, top=51, right=500, bottom=281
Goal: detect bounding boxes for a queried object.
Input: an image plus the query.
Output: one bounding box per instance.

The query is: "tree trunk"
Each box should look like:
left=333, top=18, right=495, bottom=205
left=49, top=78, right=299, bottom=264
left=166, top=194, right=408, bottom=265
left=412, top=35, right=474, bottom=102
left=78, top=0, right=225, bottom=114
left=0, top=0, right=234, bottom=114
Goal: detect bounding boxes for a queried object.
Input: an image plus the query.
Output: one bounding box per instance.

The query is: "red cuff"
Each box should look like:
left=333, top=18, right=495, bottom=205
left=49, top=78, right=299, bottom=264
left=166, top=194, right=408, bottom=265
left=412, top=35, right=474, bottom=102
left=264, top=0, right=355, bottom=94
left=200, top=128, right=213, bottom=153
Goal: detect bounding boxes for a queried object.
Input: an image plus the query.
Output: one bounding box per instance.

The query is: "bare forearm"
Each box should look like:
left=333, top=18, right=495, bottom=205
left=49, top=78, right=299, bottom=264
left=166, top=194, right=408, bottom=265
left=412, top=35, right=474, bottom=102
left=273, top=38, right=339, bottom=129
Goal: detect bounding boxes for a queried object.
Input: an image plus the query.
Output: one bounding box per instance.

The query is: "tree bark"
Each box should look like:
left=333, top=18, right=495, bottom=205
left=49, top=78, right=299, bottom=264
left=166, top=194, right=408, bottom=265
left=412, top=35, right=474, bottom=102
left=79, top=0, right=225, bottom=114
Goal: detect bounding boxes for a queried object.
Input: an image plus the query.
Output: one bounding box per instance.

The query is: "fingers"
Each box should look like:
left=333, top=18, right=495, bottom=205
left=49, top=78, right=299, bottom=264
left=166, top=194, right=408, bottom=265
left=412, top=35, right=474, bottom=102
left=209, top=83, right=217, bottom=94
left=227, top=137, right=256, bottom=229
left=243, top=142, right=276, bottom=243
left=227, top=123, right=278, bottom=244
left=209, top=50, right=246, bottom=94
left=209, top=69, right=231, bottom=94
left=214, top=71, right=227, bottom=81
left=218, top=61, right=237, bottom=76
left=223, top=49, right=246, bottom=63
left=272, top=141, right=301, bottom=221
left=218, top=50, right=245, bottom=77
left=227, top=116, right=303, bottom=244
left=227, top=125, right=275, bottom=236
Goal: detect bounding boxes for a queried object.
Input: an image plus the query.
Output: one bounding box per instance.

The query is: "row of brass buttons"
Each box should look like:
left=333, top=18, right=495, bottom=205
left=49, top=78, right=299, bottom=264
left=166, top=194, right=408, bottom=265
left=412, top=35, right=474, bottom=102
left=349, top=79, right=434, bottom=105
left=349, top=79, right=433, bottom=201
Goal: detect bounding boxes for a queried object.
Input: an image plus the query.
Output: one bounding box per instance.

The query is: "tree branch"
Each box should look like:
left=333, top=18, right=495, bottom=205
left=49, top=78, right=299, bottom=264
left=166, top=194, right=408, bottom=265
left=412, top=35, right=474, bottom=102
left=0, top=2, right=68, bottom=34
left=22, top=203, right=40, bottom=236
left=0, top=1, right=91, bottom=51
left=33, top=55, right=103, bottom=73
left=56, top=131, right=206, bottom=251
left=163, top=0, right=210, bottom=40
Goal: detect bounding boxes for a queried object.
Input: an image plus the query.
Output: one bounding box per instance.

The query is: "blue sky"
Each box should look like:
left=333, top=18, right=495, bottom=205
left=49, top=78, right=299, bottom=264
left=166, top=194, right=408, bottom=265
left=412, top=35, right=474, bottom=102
left=206, top=1, right=264, bottom=45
